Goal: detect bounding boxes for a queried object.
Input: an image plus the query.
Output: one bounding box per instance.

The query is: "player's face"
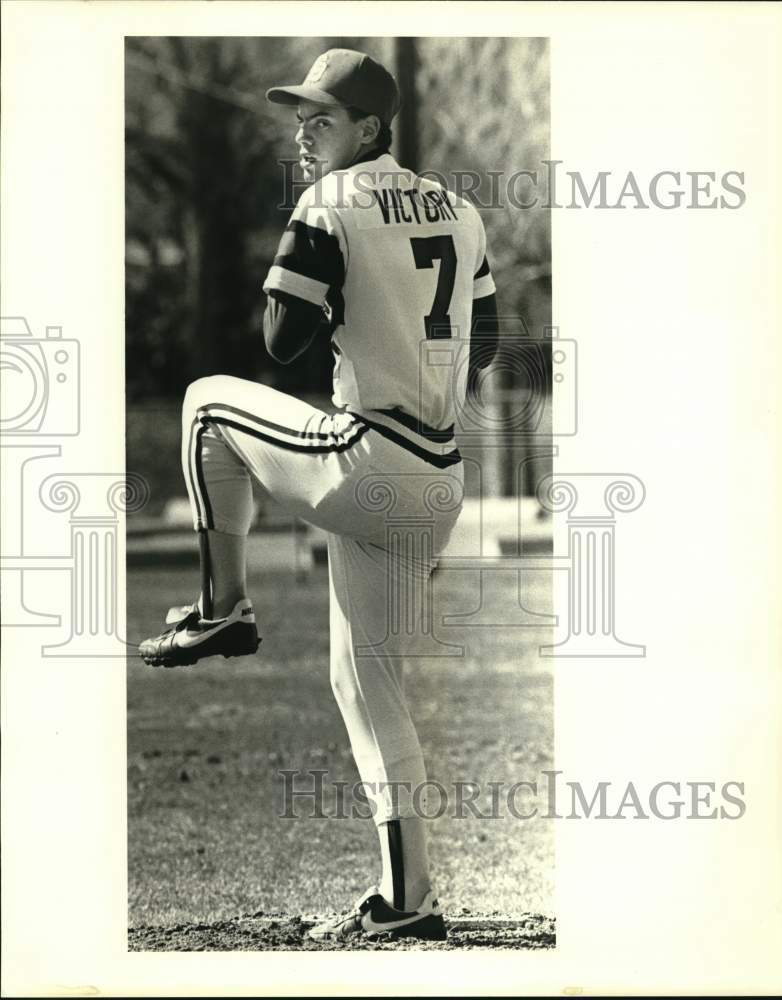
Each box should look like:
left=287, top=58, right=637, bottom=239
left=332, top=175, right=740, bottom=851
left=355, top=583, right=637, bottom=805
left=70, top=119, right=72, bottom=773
left=295, top=100, right=368, bottom=181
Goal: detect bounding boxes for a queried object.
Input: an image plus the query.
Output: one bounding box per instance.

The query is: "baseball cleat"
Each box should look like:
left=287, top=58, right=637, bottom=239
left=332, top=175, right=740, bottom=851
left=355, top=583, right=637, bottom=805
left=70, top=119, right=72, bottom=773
left=139, top=598, right=261, bottom=667
left=308, top=886, right=447, bottom=942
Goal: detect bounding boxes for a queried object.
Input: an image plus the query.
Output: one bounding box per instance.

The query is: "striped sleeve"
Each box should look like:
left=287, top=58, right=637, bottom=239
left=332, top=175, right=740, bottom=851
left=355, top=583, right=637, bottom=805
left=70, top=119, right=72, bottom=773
left=263, top=189, right=347, bottom=307
left=473, top=214, right=496, bottom=300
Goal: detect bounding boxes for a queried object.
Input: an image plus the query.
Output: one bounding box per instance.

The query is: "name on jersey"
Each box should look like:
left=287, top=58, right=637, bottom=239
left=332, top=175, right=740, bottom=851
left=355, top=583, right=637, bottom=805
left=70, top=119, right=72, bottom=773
left=352, top=188, right=462, bottom=229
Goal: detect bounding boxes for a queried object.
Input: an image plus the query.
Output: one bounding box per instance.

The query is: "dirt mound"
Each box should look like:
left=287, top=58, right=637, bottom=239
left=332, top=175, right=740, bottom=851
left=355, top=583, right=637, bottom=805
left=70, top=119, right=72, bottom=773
left=129, top=912, right=556, bottom=951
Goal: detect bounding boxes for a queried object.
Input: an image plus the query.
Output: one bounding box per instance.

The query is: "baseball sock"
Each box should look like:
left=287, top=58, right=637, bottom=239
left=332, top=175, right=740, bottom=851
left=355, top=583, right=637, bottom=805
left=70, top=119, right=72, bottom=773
left=377, top=816, right=431, bottom=912
left=205, top=529, right=248, bottom=619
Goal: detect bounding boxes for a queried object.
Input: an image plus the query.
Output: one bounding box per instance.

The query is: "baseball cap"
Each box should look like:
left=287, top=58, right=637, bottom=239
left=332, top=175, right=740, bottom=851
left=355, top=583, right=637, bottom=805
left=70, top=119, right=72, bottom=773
left=266, top=48, right=401, bottom=125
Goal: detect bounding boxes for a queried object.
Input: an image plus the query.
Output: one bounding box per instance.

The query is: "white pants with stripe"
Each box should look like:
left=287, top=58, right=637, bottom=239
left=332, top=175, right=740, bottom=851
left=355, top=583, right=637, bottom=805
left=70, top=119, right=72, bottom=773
left=181, top=375, right=464, bottom=823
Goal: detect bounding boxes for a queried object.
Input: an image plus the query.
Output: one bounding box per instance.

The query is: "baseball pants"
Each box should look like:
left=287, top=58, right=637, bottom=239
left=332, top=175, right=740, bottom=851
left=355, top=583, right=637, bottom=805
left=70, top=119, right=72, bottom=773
left=181, top=375, right=463, bottom=823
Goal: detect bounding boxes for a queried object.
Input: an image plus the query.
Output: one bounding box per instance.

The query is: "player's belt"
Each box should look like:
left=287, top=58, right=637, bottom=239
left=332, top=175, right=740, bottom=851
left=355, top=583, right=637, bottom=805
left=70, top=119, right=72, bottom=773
left=375, top=406, right=455, bottom=443
left=349, top=408, right=461, bottom=469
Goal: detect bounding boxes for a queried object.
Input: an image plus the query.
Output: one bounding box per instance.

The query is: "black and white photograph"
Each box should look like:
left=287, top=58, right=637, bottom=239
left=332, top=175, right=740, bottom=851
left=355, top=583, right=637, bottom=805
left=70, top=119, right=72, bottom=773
left=2, top=1, right=782, bottom=996
left=125, top=34, right=555, bottom=951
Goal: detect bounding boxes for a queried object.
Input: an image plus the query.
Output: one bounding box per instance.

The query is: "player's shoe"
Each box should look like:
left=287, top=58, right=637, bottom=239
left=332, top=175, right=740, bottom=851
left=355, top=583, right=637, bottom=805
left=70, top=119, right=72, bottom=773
left=139, top=598, right=261, bottom=667
left=308, top=886, right=447, bottom=942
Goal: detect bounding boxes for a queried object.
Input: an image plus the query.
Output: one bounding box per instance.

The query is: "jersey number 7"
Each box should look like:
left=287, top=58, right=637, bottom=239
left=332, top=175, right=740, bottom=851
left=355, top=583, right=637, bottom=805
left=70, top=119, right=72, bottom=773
left=410, top=235, right=457, bottom=340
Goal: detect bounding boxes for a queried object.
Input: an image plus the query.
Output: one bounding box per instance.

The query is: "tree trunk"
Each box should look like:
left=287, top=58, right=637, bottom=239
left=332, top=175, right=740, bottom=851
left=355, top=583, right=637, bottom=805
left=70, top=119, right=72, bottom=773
left=394, top=38, right=419, bottom=172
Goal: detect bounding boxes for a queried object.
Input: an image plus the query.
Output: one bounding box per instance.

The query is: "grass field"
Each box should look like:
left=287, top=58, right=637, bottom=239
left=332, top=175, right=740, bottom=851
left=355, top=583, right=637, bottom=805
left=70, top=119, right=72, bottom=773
left=127, top=558, right=554, bottom=950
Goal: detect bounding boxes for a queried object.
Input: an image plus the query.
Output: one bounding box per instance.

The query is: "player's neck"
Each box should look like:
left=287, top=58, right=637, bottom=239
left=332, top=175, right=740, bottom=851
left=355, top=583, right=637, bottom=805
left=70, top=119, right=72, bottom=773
left=349, top=145, right=389, bottom=168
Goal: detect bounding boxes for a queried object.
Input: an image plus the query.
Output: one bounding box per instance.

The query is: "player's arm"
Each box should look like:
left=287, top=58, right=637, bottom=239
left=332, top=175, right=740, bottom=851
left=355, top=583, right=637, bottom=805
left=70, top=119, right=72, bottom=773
left=261, top=192, right=347, bottom=365
left=263, top=289, right=326, bottom=364
left=470, top=293, right=499, bottom=363
left=467, top=292, right=499, bottom=395
left=467, top=214, right=498, bottom=393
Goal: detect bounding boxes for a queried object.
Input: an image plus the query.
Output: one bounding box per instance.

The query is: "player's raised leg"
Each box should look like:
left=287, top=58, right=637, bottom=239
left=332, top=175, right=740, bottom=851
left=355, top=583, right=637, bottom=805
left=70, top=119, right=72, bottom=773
left=203, top=530, right=248, bottom=619
left=139, top=377, right=259, bottom=667
left=139, top=373, right=369, bottom=667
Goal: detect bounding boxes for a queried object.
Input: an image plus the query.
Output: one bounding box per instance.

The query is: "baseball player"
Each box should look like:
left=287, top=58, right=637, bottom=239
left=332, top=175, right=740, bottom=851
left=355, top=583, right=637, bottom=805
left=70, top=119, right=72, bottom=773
left=140, top=48, right=498, bottom=942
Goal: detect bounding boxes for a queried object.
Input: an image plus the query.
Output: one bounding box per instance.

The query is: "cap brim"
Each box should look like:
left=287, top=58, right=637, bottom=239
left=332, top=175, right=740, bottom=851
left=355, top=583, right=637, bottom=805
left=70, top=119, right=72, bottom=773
left=265, top=85, right=344, bottom=108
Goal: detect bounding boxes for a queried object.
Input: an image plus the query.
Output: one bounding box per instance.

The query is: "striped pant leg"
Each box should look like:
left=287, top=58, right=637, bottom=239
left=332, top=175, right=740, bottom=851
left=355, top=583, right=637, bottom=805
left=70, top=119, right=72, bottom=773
left=324, top=458, right=464, bottom=824
left=327, top=531, right=429, bottom=825
left=180, top=375, right=367, bottom=535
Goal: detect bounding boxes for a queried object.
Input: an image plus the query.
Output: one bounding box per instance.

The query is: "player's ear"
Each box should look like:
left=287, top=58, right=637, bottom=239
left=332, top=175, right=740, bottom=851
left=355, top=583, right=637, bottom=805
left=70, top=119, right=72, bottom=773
left=358, top=114, right=381, bottom=147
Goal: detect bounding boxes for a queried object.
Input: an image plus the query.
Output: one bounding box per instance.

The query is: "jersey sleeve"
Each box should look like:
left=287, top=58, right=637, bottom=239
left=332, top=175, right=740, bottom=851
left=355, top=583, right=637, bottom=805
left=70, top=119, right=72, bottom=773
left=472, top=214, right=496, bottom=300
left=263, top=189, right=348, bottom=307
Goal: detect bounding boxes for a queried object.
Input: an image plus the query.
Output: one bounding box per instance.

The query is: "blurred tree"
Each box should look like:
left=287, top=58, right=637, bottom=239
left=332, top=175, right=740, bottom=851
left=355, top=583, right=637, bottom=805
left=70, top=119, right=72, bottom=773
left=413, top=37, right=551, bottom=344
left=125, top=36, right=336, bottom=401
left=394, top=38, right=419, bottom=173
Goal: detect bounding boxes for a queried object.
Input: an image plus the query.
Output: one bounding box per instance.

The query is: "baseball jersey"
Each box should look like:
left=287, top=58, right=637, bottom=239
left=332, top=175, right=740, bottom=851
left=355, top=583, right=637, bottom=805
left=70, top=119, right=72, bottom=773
left=263, top=152, right=496, bottom=456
